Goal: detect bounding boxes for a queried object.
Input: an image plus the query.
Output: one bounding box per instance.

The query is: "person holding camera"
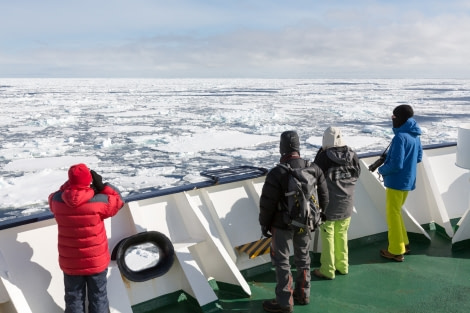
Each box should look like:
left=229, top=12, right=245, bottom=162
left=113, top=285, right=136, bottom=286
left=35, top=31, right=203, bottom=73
left=49, top=163, right=124, bottom=313
left=378, top=105, right=422, bottom=262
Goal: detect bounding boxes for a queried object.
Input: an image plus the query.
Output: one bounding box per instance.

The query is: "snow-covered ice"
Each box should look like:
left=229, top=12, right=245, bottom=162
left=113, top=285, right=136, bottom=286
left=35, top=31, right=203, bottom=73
left=1, top=78, right=468, bottom=221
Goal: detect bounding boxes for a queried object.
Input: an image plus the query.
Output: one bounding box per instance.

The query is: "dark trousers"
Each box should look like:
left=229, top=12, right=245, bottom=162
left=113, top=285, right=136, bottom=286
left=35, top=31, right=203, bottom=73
left=64, top=269, right=109, bottom=313
left=270, top=227, right=311, bottom=307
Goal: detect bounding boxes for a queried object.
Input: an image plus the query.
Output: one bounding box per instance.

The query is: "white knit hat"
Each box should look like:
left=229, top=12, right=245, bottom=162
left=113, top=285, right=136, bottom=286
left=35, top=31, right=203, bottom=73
left=322, top=126, right=344, bottom=149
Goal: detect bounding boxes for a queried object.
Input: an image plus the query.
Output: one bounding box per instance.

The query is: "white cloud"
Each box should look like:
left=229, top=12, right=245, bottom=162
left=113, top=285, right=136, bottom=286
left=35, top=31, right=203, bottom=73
left=1, top=1, right=469, bottom=78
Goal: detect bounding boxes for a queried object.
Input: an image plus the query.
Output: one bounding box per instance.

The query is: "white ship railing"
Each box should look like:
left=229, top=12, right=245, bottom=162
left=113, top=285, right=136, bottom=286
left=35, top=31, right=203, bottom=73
left=1, top=142, right=469, bottom=313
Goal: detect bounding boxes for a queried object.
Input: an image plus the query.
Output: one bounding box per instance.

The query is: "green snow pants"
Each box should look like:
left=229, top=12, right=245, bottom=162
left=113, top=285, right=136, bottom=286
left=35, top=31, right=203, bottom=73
left=318, top=217, right=351, bottom=279
left=386, top=188, right=410, bottom=255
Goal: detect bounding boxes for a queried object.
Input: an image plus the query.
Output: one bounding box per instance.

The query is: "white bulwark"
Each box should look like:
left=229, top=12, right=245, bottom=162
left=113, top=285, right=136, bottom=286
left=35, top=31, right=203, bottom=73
left=0, top=143, right=469, bottom=312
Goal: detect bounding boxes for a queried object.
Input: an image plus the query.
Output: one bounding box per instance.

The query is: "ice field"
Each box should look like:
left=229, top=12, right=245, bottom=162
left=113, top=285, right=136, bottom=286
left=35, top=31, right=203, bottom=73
left=1, top=78, right=469, bottom=220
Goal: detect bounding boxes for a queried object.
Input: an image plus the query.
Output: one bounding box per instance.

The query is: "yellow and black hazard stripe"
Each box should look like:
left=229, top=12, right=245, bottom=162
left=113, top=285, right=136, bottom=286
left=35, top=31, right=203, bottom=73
left=235, top=237, right=271, bottom=259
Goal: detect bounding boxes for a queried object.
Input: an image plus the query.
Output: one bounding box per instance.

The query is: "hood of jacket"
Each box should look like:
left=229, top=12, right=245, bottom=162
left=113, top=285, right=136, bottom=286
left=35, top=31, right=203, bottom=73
left=59, top=181, right=95, bottom=208
left=325, top=146, right=354, bottom=165
left=393, top=117, right=422, bottom=136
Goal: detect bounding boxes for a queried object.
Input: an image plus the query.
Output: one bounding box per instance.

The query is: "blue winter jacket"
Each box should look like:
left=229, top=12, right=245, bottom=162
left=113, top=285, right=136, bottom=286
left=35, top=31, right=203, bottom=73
left=378, top=118, right=423, bottom=191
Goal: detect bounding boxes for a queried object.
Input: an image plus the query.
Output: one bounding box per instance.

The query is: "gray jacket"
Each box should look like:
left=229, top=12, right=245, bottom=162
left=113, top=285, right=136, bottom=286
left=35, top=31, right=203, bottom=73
left=313, top=146, right=361, bottom=221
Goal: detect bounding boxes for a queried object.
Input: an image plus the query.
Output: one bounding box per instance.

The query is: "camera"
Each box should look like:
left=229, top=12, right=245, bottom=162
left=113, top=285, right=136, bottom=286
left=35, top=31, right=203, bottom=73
left=368, top=154, right=386, bottom=172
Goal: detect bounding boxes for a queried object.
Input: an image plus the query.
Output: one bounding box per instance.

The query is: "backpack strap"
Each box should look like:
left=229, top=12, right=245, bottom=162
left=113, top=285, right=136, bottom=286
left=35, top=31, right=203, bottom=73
left=277, top=163, right=296, bottom=197
left=277, top=163, right=290, bottom=171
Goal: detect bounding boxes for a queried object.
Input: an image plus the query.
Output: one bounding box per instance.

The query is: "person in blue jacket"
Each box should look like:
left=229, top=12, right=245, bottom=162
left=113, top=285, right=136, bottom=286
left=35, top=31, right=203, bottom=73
left=378, top=105, right=422, bottom=262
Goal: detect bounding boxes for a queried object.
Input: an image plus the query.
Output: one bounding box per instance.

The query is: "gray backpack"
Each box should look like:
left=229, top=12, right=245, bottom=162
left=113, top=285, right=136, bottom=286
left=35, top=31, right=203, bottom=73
left=277, top=163, right=324, bottom=232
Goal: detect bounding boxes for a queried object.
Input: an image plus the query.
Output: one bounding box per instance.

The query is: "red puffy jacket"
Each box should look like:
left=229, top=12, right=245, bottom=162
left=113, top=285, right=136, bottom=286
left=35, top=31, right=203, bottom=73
left=49, top=182, right=124, bottom=275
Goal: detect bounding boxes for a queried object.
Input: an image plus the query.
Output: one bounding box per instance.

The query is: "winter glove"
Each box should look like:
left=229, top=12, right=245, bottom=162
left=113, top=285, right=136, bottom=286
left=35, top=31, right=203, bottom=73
left=261, top=225, right=272, bottom=238
left=90, top=170, right=105, bottom=192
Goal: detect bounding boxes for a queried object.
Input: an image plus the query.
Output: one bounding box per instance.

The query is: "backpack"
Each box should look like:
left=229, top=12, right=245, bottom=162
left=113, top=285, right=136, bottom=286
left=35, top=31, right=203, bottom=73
left=277, top=163, right=324, bottom=233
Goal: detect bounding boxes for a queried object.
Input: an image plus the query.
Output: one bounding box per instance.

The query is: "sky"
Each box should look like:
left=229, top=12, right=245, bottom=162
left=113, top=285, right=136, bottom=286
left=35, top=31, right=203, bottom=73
left=1, top=0, right=470, bottom=79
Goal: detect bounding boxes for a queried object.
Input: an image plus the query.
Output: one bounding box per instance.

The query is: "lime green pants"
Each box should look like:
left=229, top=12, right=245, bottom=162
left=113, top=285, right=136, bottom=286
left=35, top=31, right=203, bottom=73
left=318, top=217, right=351, bottom=279
left=386, top=188, right=409, bottom=255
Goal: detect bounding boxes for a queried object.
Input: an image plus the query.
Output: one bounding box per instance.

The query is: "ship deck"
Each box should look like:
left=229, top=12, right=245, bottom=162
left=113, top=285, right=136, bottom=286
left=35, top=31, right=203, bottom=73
left=154, top=226, right=470, bottom=313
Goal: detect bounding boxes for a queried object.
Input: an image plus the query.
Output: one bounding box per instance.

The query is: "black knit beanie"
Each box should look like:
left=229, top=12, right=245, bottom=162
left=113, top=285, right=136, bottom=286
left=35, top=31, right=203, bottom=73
left=280, top=131, right=300, bottom=155
left=393, top=105, right=414, bottom=128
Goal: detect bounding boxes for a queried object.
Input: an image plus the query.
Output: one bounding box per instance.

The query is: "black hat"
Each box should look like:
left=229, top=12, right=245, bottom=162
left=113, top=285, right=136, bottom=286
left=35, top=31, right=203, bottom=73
left=393, top=105, right=414, bottom=128
left=280, top=131, right=300, bottom=155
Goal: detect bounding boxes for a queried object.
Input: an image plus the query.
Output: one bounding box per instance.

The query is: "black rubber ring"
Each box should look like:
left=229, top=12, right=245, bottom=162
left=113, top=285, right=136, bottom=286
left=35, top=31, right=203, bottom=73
left=112, top=231, right=175, bottom=282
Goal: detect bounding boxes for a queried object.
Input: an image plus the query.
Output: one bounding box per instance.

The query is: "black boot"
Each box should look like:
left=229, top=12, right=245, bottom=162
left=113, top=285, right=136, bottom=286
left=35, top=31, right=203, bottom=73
left=262, top=299, right=293, bottom=313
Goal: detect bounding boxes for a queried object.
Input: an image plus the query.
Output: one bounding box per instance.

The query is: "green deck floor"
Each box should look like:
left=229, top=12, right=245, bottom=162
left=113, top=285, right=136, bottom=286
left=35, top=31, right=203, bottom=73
left=141, top=228, right=470, bottom=313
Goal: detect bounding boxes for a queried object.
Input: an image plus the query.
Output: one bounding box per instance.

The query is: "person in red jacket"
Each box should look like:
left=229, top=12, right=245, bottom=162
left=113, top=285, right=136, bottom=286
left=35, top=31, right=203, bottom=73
left=49, top=163, right=124, bottom=313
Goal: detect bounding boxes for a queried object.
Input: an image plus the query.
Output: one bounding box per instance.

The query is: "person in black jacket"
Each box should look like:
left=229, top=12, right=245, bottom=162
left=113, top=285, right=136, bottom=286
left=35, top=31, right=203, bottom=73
left=313, top=127, right=361, bottom=280
left=259, top=131, right=329, bottom=313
